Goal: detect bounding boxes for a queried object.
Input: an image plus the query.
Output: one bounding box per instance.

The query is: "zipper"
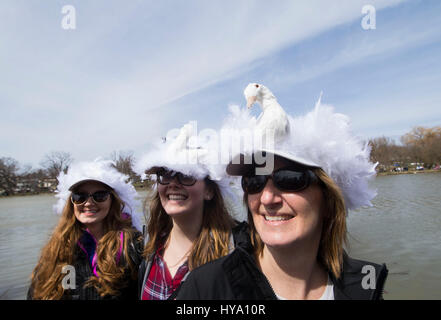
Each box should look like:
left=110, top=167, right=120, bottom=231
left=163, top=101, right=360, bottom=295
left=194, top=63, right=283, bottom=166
left=260, top=273, right=278, bottom=299
left=239, top=247, right=278, bottom=299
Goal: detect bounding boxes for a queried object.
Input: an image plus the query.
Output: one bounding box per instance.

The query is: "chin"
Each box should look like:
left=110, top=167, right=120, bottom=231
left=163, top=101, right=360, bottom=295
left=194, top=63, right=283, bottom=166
left=164, top=207, right=190, bottom=217
left=80, top=217, right=100, bottom=225
left=258, top=229, right=304, bottom=249
left=262, top=237, right=296, bottom=249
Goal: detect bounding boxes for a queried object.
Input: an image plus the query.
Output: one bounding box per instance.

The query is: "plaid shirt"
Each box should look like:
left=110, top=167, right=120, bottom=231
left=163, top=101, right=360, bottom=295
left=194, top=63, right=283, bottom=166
left=141, top=244, right=189, bottom=300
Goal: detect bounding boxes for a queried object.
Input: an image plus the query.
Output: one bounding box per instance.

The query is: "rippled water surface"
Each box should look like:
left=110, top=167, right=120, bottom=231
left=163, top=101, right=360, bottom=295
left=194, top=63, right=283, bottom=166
left=1, top=173, right=440, bottom=299
left=346, top=173, right=441, bottom=299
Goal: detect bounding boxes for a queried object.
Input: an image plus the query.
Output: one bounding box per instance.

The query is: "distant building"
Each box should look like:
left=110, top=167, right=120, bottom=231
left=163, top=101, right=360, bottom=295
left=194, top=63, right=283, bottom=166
left=10, top=177, right=58, bottom=194
left=39, top=178, right=57, bottom=192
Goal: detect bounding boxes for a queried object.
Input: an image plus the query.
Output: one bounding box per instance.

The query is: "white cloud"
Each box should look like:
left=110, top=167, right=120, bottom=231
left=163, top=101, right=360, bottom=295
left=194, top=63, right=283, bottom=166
left=0, top=0, right=409, bottom=166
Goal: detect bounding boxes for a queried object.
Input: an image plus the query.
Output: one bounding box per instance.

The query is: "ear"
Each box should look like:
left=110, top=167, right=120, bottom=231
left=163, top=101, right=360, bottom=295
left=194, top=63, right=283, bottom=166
left=204, top=190, right=214, bottom=201
left=204, top=186, right=214, bottom=201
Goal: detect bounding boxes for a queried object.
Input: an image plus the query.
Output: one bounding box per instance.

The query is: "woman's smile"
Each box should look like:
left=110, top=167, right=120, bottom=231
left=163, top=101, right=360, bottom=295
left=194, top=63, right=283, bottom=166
left=263, top=214, right=294, bottom=222
left=166, top=192, right=188, bottom=201
left=79, top=208, right=99, bottom=216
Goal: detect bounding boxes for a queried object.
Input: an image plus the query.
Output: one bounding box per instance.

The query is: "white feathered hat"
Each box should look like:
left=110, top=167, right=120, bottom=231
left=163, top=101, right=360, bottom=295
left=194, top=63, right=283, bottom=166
left=54, top=159, right=144, bottom=231
left=134, top=121, right=246, bottom=221
left=225, top=92, right=377, bottom=211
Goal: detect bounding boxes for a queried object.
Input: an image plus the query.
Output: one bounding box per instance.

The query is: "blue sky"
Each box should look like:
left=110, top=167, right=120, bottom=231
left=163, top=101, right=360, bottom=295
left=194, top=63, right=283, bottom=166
left=1, top=0, right=440, bottom=168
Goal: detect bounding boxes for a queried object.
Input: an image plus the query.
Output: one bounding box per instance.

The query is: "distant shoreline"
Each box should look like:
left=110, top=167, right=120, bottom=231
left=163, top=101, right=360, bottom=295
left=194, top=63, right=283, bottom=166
left=377, top=169, right=441, bottom=176
left=1, top=171, right=439, bottom=198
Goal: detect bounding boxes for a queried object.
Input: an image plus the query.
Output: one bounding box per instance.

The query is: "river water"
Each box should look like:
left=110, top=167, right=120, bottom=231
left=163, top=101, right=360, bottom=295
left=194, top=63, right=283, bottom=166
left=0, top=173, right=440, bottom=299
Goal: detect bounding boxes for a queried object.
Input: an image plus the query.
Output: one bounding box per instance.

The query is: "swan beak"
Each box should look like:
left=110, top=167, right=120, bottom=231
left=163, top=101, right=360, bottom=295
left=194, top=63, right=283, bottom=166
left=246, top=96, right=257, bottom=108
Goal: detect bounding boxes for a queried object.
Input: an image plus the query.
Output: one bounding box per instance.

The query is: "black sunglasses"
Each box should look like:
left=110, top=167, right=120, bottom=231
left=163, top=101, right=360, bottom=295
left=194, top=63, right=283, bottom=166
left=241, top=167, right=318, bottom=194
left=71, top=190, right=111, bottom=205
left=156, top=170, right=197, bottom=186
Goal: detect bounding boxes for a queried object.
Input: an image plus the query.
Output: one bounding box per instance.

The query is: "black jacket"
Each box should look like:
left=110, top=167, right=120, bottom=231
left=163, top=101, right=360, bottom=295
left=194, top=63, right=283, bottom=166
left=176, top=223, right=388, bottom=300
left=28, top=230, right=144, bottom=300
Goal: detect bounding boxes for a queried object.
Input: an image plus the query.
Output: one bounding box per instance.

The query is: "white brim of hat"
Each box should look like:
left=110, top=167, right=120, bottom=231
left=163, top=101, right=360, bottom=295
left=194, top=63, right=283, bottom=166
left=68, top=179, right=114, bottom=191
left=226, top=149, right=320, bottom=176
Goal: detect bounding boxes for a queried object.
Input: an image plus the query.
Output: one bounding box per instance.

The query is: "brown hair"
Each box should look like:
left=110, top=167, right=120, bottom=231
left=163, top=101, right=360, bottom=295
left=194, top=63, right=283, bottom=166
left=246, top=167, right=347, bottom=279
left=143, top=178, right=234, bottom=270
left=29, top=188, right=140, bottom=299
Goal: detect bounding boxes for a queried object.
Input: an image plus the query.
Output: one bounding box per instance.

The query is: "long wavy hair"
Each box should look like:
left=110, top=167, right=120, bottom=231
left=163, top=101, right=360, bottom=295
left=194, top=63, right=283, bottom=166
left=29, top=188, right=140, bottom=299
left=143, top=178, right=234, bottom=270
left=246, top=167, right=347, bottom=279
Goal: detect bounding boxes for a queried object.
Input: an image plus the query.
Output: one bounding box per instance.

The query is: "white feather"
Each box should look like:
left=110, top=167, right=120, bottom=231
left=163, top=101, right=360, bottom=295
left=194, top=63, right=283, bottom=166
left=223, top=85, right=377, bottom=211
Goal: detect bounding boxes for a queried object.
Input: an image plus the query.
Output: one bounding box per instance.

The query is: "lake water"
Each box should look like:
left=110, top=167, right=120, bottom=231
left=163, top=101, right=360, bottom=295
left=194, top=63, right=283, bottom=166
left=0, top=173, right=440, bottom=299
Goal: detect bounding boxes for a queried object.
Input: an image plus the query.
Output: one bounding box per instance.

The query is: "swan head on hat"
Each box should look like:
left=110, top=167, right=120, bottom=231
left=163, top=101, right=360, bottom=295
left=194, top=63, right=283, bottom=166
left=244, top=83, right=277, bottom=109
left=243, top=83, right=290, bottom=142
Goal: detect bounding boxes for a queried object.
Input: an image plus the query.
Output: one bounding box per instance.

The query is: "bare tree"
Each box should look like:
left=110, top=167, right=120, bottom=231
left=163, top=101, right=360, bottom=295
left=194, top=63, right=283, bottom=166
left=110, top=150, right=140, bottom=183
left=40, top=151, right=73, bottom=178
left=0, top=157, right=19, bottom=195
left=369, top=136, right=396, bottom=166
left=402, top=126, right=441, bottom=168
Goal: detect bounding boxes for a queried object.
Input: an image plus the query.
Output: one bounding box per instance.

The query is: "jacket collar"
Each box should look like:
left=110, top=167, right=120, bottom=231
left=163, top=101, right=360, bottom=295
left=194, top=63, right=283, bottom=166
left=227, top=224, right=388, bottom=300
left=331, top=252, right=388, bottom=300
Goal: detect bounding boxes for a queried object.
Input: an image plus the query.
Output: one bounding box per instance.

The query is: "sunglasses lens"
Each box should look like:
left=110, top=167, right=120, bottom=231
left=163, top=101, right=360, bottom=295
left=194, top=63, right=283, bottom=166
left=242, top=168, right=313, bottom=194
left=242, top=175, right=267, bottom=194
left=273, top=169, right=309, bottom=191
left=157, top=171, right=174, bottom=185
left=157, top=170, right=197, bottom=186
left=71, top=191, right=110, bottom=204
left=71, top=193, right=88, bottom=204
left=92, top=191, right=110, bottom=202
left=178, top=173, right=197, bottom=186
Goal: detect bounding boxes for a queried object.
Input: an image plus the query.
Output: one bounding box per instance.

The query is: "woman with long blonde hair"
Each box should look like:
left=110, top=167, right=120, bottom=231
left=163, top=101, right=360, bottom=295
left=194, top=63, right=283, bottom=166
left=135, top=122, right=243, bottom=300
left=28, top=160, right=144, bottom=300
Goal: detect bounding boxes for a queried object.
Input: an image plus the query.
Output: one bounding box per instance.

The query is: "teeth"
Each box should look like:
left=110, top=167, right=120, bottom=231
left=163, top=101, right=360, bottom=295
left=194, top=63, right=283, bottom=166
left=168, top=194, right=187, bottom=200
left=264, top=215, right=292, bottom=221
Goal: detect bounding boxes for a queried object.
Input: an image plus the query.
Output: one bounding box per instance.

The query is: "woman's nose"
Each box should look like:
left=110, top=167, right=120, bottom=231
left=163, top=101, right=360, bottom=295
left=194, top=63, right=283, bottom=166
left=259, top=179, right=282, bottom=205
left=167, top=176, right=182, bottom=187
left=83, top=195, right=95, bottom=205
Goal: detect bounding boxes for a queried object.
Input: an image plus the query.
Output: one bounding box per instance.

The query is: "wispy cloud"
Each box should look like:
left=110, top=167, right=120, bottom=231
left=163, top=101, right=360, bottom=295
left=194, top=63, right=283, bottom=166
left=0, top=0, right=420, bottom=166
left=277, top=4, right=441, bottom=87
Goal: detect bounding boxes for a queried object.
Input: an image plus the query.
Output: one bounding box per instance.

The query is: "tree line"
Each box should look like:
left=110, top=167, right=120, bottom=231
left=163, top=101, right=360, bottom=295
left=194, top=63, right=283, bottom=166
left=369, top=126, right=441, bottom=171
left=2, top=125, right=440, bottom=195
left=0, top=150, right=141, bottom=196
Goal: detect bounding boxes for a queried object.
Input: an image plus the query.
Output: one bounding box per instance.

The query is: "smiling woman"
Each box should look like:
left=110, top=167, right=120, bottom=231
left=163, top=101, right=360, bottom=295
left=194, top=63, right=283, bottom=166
left=135, top=122, right=242, bottom=300
left=72, top=184, right=113, bottom=235
left=27, top=159, right=144, bottom=300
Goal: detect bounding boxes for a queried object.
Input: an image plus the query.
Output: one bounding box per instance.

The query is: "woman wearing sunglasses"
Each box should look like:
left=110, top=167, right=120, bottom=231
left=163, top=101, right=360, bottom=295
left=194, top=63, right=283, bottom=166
left=176, top=96, right=388, bottom=300
left=28, top=159, right=144, bottom=300
left=135, top=122, right=243, bottom=300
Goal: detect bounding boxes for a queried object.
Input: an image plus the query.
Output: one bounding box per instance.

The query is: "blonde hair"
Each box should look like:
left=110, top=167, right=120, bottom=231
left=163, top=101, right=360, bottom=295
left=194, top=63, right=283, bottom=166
left=246, top=167, right=347, bottom=279
left=29, top=188, right=141, bottom=299
left=143, top=178, right=234, bottom=270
